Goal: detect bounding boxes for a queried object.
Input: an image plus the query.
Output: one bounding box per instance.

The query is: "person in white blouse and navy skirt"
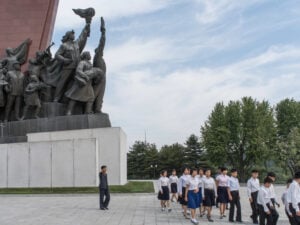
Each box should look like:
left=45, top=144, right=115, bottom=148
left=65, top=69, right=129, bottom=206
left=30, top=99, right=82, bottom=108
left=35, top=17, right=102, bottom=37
left=158, top=170, right=172, bottom=212
left=216, top=167, right=230, bottom=219
left=202, top=169, right=217, bottom=222
left=185, top=168, right=202, bottom=225
left=169, top=169, right=179, bottom=202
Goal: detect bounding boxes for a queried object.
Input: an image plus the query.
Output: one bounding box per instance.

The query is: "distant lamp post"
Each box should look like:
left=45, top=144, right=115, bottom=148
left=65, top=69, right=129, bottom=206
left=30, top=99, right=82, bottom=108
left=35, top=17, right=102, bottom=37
left=150, top=164, right=158, bottom=179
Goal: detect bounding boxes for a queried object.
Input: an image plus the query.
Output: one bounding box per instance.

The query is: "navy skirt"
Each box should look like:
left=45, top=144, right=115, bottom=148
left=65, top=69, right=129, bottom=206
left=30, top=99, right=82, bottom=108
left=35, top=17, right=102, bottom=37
left=179, top=187, right=188, bottom=205
left=203, top=189, right=215, bottom=207
left=198, top=187, right=203, bottom=207
left=217, top=186, right=229, bottom=203
left=171, top=183, right=177, bottom=193
left=188, top=190, right=200, bottom=209
left=160, top=186, right=170, bottom=201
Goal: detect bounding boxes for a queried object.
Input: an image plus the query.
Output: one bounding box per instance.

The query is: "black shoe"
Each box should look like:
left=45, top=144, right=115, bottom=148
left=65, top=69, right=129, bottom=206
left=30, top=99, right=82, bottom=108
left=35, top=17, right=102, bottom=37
left=253, top=222, right=258, bottom=224
left=236, top=220, right=243, bottom=223
left=229, top=220, right=234, bottom=222
left=100, top=207, right=105, bottom=210
left=105, top=207, right=109, bottom=210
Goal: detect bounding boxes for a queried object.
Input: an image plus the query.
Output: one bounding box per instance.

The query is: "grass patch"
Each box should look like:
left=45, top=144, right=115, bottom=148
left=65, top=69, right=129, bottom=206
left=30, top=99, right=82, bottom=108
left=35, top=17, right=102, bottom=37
left=0, top=181, right=154, bottom=194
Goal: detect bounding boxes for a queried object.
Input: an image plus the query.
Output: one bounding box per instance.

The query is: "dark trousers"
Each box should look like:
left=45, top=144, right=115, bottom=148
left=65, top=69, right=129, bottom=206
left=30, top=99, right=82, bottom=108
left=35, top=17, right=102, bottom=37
left=258, top=204, right=279, bottom=225
left=99, top=187, right=110, bottom=208
left=289, top=203, right=300, bottom=225
left=251, top=191, right=259, bottom=223
left=286, top=208, right=297, bottom=225
left=54, top=68, right=74, bottom=101
left=229, top=191, right=241, bottom=222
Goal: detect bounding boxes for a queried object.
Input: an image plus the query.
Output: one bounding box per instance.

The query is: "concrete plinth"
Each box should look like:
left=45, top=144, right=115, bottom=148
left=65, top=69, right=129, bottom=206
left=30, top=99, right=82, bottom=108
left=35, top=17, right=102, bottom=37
left=0, top=127, right=127, bottom=187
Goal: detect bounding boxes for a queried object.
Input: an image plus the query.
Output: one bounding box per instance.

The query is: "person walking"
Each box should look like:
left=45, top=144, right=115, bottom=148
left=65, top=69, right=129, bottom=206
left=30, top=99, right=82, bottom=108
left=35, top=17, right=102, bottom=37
left=227, top=169, right=242, bottom=223
left=287, top=171, right=300, bottom=225
left=247, top=169, right=260, bottom=224
left=257, top=177, right=279, bottom=225
left=185, top=168, right=201, bottom=225
left=202, top=169, right=217, bottom=222
left=169, top=169, right=179, bottom=202
left=216, top=167, right=230, bottom=219
left=282, top=178, right=295, bottom=225
left=99, top=165, right=110, bottom=210
left=158, top=170, right=172, bottom=212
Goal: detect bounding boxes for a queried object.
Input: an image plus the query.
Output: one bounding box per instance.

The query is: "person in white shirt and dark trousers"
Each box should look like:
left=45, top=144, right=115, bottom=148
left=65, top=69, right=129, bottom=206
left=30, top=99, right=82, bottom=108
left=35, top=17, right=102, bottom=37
left=282, top=178, right=295, bottom=225
left=227, top=169, right=242, bottom=223
left=247, top=169, right=260, bottom=224
left=267, top=172, right=280, bottom=209
left=287, top=171, right=300, bottom=225
left=257, top=177, right=279, bottom=225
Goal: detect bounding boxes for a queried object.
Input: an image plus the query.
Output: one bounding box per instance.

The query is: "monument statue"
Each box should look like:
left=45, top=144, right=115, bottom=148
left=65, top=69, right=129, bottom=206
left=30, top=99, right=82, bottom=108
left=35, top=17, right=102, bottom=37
left=0, top=7, right=110, bottom=131
left=22, top=75, right=47, bottom=119
left=4, top=61, right=24, bottom=122
left=65, top=51, right=103, bottom=115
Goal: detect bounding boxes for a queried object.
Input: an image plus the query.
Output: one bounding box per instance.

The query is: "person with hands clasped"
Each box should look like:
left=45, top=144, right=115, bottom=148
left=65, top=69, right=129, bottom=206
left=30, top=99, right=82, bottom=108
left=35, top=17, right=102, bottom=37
left=202, top=169, right=217, bottom=222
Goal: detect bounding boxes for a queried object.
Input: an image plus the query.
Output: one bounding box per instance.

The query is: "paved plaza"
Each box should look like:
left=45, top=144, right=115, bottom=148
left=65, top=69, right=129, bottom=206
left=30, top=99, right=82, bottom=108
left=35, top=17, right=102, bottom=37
left=0, top=185, right=290, bottom=225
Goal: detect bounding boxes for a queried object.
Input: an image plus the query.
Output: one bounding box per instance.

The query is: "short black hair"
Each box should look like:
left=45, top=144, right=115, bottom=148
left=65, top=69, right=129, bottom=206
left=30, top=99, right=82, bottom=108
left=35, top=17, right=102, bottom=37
left=263, top=177, right=273, bottom=184
left=267, top=172, right=276, bottom=178
left=221, top=167, right=228, bottom=172
left=251, top=169, right=259, bottom=173
left=294, top=171, right=300, bottom=179
left=190, top=168, right=197, bottom=173
left=101, top=165, right=107, bottom=170
left=287, top=178, right=293, bottom=184
left=231, top=169, right=237, bottom=173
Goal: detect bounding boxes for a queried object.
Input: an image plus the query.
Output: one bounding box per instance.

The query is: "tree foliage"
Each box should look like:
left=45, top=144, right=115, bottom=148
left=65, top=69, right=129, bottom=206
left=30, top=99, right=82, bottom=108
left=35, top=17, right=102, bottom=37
left=201, top=97, right=276, bottom=181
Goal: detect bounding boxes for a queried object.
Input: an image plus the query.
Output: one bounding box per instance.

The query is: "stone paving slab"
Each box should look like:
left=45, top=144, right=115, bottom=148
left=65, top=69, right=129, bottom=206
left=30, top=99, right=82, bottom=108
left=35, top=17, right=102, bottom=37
left=0, top=186, right=289, bottom=225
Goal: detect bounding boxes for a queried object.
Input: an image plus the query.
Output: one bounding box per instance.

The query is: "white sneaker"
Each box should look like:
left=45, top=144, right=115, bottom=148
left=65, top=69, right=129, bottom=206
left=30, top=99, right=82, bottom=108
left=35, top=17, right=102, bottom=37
left=191, top=218, right=199, bottom=224
left=187, top=210, right=191, bottom=215
left=161, top=207, right=165, bottom=211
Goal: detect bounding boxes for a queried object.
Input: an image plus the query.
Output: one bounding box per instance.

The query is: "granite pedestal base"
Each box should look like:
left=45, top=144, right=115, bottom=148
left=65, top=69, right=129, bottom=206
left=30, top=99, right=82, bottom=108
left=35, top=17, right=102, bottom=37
left=0, top=113, right=111, bottom=144
left=0, top=127, right=127, bottom=187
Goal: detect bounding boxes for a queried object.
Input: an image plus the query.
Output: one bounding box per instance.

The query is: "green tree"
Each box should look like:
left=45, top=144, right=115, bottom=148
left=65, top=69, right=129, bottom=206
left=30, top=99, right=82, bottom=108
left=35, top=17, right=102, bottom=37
left=184, top=134, right=208, bottom=168
left=158, top=143, right=186, bottom=173
left=275, top=99, right=300, bottom=175
left=127, top=141, right=158, bottom=179
left=201, top=97, right=276, bottom=181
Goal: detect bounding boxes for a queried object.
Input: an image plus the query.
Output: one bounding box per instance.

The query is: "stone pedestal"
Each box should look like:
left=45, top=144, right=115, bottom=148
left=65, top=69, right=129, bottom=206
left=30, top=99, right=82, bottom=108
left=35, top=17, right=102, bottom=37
left=0, top=127, right=127, bottom=187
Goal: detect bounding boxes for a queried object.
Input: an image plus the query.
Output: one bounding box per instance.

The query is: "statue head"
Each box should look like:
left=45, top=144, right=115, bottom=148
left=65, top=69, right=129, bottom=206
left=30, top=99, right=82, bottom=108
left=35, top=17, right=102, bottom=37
left=81, top=51, right=91, bottom=61
left=62, top=30, right=75, bottom=43
left=12, top=61, right=21, bottom=71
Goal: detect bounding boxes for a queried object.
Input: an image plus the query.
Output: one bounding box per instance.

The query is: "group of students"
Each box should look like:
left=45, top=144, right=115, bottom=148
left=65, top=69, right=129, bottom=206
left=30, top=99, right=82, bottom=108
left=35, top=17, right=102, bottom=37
left=157, top=167, right=300, bottom=225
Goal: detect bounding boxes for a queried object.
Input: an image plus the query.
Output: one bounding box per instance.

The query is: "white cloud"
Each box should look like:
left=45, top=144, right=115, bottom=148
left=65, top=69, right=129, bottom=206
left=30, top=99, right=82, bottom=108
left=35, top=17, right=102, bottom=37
left=54, top=0, right=171, bottom=30
left=195, top=0, right=263, bottom=25
left=104, top=45, right=300, bottom=147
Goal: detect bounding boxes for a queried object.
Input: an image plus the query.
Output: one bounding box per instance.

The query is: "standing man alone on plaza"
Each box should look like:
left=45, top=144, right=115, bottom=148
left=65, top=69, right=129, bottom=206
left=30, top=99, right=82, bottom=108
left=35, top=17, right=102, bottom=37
left=99, top=165, right=110, bottom=210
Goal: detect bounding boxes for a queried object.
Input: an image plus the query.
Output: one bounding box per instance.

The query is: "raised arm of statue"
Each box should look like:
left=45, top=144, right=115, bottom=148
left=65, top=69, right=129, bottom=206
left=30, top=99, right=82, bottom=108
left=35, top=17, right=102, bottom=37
left=94, top=17, right=106, bottom=58
left=5, top=38, right=32, bottom=65
left=76, top=23, right=90, bottom=53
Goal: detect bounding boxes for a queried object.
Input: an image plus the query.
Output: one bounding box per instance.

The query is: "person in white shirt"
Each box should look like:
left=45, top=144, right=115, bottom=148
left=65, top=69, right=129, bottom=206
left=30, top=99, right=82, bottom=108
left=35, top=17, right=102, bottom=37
left=197, top=168, right=206, bottom=217
left=185, top=168, right=202, bottom=225
left=227, top=169, right=242, bottom=223
left=257, top=177, right=279, bottom=225
left=178, top=167, right=190, bottom=219
left=216, top=167, right=230, bottom=219
left=247, top=169, right=260, bottom=224
left=267, top=172, right=280, bottom=208
left=158, top=170, right=171, bottom=212
left=281, top=178, right=295, bottom=225
left=287, top=171, right=300, bottom=225
left=169, top=169, right=179, bottom=202
left=202, top=169, right=217, bottom=222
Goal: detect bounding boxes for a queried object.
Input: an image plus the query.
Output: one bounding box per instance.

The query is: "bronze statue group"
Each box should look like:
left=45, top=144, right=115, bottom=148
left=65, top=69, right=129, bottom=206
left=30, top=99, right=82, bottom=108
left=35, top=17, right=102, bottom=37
left=0, top=8, right=106, bottom=122
left=158, top=167, right=300, bottom=225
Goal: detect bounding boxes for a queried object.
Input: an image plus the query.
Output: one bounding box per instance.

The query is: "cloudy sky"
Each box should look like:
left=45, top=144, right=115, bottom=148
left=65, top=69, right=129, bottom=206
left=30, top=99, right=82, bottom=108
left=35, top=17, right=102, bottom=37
left=52, top=0, right=300, bottom=148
